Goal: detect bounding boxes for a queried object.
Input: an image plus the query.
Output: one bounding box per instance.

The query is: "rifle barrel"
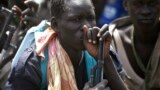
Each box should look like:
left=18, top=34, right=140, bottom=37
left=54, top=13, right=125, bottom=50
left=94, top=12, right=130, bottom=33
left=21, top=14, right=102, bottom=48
left=90, top=40, right=104, bottom=87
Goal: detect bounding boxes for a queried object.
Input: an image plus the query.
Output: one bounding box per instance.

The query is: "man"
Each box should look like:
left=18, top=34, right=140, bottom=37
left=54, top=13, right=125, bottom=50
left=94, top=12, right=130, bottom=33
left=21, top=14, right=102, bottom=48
left=111, top=0, right=160, bottom=90
left=6, top=0, right=127, bottom=90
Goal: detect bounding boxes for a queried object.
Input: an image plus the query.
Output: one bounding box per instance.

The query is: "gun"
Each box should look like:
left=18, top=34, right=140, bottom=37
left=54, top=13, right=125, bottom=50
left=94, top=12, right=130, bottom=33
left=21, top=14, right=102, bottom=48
left=0, top=7, right=14, bottom=53
left=90, top=40, right=104, bottom=87
left=0, top=25, right=16, bottom=69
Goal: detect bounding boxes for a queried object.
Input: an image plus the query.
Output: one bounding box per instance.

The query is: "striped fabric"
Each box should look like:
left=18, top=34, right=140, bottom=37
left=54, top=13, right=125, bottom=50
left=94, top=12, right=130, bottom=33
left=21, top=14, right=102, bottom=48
left=35, top=27, right=78, bottom=90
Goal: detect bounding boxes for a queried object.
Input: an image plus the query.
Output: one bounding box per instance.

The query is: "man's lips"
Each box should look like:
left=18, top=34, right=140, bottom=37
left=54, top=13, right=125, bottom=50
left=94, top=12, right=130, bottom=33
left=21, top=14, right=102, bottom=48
left=138, top=18, right=154, bottom=23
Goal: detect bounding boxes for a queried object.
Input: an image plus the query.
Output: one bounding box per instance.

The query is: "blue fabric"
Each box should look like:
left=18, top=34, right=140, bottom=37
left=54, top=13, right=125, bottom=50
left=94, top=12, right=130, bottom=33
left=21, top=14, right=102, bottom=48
left=11, top=20, right=49, bottom=90
left=84, top=51, right=97, bottom=80
left=41, top=46, right=48, bottom=90
left=11, top=20, right=49, bottom=68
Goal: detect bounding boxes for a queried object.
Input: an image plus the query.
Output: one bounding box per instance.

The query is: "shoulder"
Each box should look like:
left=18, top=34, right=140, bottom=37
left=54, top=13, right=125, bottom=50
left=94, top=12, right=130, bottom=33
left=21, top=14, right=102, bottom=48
left=110, top=16, right=133, bottom=47
left=110, top=16, right=133, bottom=34
left=7, top=45, right=41, bottom=89
left=111, top=16, right=132, bottom=29
left=14, top=45, right=41, bottom=75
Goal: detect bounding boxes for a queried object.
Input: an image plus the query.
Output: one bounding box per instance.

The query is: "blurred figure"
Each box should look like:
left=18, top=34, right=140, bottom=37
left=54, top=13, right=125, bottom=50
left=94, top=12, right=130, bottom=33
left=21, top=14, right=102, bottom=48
left=0, top=0, right=38, bottom=89
left=34, top=0, right=51, bottom=22
left=98, top=0, right=127, bottom=27
left=0, top=1, right=12, bottom=89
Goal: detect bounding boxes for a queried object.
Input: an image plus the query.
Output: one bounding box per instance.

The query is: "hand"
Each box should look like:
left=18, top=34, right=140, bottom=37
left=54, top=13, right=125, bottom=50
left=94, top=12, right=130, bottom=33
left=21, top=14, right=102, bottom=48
left=83, top=80, right=110, bottom=90
left=11, top=0, right=39, bottom=26
left=83, top=24, right=112, bottom=59
left=22, top=0, right=39, bottom=26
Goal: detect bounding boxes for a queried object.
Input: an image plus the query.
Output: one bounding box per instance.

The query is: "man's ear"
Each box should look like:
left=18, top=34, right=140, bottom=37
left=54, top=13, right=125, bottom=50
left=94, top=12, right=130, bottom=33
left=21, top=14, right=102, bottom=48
left=123, top=0, right=128, bottom=11
left=51, top=16, right=57, bottom=31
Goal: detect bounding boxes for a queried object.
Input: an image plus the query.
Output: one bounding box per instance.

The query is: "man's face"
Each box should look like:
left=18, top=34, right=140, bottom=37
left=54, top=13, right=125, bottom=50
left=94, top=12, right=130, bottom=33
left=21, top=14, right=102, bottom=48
left=54, top=0, right=96, bottom=50
left=126, top=0, right=160, bottom=26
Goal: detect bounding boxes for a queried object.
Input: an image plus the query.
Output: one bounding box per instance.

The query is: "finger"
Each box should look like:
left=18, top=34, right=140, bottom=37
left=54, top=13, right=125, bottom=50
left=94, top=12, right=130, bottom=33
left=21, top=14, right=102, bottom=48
left=99, top=31, right=111, bottom=41
left=12, top=5, right=22, bottom=16
left=87, top=28, right=92, bottom=43
left=95, top=79, right=108, bottom=89
left=22, top=8, right=36, bottom=17
left=24, top=0, right=38, bottom=12
left=91, top=27, right=100, bottom=44
left=22, top=8, right=35, bottom=16
left=97, top=24, right=108, bottom=37
left=82, top=25, right=89, bottom=43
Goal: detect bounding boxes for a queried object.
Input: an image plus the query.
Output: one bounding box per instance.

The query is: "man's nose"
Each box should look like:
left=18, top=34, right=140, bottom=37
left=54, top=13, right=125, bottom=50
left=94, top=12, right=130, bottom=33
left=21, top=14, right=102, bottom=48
left=141, top=5, right=152, bottom=16
left=83, top=20, right=92, bottom=28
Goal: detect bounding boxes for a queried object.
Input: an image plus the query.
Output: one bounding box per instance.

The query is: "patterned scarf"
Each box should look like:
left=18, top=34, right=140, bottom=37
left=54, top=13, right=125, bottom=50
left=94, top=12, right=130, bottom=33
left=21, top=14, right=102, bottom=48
left=35, top=27, right=78, bottom=90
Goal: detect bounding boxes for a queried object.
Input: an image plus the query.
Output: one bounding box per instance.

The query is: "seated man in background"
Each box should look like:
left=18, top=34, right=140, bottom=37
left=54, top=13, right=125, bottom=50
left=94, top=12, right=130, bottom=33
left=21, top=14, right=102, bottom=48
left=111, top=0, right=160, bottom=89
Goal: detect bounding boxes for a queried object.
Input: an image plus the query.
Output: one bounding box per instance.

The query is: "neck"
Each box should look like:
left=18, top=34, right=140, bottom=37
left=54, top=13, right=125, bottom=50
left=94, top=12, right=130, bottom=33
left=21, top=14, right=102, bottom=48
left=134, top=24, right=159, bottom=44
left=61, top=43, right=83, bottom=67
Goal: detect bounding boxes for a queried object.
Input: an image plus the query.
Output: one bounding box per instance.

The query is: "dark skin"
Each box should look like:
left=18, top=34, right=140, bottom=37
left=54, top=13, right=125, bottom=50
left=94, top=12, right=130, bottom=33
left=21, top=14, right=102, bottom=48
left=51, top=0, right=127, bottom=90
left=119, top=0, right=160, bottom=78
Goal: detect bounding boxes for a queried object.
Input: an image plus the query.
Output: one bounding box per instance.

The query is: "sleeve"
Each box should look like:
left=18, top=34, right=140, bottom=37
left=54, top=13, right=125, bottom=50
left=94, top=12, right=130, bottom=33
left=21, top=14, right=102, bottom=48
left=5, top=46, right=42, bottom=90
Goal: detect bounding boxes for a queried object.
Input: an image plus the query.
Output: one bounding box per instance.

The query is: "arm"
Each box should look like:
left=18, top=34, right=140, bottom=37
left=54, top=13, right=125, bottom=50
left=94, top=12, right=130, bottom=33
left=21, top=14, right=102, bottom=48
left=103, top=55, right=127, bottom=90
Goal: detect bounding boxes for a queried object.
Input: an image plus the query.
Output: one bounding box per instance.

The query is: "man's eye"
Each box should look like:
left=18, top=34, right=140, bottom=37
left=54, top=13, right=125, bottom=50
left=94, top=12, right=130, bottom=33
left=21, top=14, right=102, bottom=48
left=70, top=17, right=81, bottom=22
left=88, top=15, right=95, bottom=21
